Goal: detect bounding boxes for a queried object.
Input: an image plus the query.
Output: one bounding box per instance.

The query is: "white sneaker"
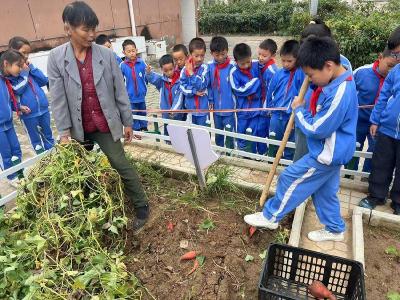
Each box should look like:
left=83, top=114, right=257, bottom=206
left=244, top=212, right=279, bottom=229
left=308, top=229, right=344, bottom=242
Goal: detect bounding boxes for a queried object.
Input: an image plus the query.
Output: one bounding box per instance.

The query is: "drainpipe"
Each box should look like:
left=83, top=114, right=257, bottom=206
left=127, top=0, right=137, bottom=36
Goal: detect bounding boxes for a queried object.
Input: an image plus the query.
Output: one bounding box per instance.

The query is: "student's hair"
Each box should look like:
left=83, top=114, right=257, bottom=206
left=159, top=54, right=174, bottom=68
left=188, top=37, right=206, bottom=53
left=300, top=23, right=332, bottom=42
left=172, top=44, right=188, bottom=56
left=280, top=40, right=300, bottom=58
left=122, top=39, right=136, bottom=50
left=0, top=50, right=24, bottom=73
left=388, top=26, right=400, bottom=50
left=233, top=43, right=251, bottom=61
left=210, top=36, right=228, bottom=53
left=95, top=34, right=111, bottom=46
left=8, top=36, right=30, bottom=50
left=62, top=1, right=99, bottom=28
left=298, top=36, right=340, bottom=70
left=259, top=39, right=278, bottom=55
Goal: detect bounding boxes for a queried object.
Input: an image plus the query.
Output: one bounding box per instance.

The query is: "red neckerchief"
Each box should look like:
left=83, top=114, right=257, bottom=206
left=372, top=60, right=385, bottom=104
left=2, top=77, right=19, bottom=115
left=28, top=77, right=38, bottom=99
left=285, top=68, right=296, bottom=98
left=124, top=59, right=139, bottom=95
left=164, top=71, right=180, bottom=107
left=240, top=67, right=255, bottom=103
left=310, top=75, right=353, bottom=116
left=260, top=59, right=276, bottom=103
left=309, top=87, right=323, bottom=116
left=213, top=57, right=231, bottom=91
left=185, top=59, right=202, bottom=109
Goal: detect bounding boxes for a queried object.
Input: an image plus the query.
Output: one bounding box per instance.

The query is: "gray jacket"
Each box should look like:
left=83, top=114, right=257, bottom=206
left=47, top=42, right=133, bottom=142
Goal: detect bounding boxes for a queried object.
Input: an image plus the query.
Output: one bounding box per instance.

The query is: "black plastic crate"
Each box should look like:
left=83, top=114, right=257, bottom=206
left=259, top=243, right=366, bottom=300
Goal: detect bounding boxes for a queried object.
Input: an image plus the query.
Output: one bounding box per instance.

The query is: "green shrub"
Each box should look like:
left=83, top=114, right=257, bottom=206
left=199, top=0, right=400, bottom=68
left=327, top=11, right=400, bottom=68
left=198, top=0, right=294, bottom=34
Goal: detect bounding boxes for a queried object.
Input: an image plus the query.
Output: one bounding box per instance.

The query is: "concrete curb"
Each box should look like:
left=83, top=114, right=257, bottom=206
left=288, top=200, right=308, bottom=247
left=352, top=206, right=369, bottom=267
left=352, top=206, right=400, bottom=268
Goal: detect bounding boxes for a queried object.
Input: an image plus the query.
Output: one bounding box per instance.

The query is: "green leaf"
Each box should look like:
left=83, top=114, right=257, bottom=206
left=25, top=234, right=46, bottom=251
left=387, top=291, right=400, bottom=300
left=70, top=190, right=83, bottom=198
left=245, top=254, right=254, bottom=262
left=259, top=250, right=267, bottom=260
left=108, top=225, right=118, bottom=234
left=196, top=255, right=206, bottom=266
left=385, top=245, right=399, bottom=256
left=199, top=218, right=216, bottom=231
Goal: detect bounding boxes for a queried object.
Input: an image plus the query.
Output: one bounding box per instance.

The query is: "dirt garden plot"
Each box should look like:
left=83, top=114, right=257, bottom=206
left=363, top=225, right=400, bottom=300
left=125, top=161, right=293, bottom=300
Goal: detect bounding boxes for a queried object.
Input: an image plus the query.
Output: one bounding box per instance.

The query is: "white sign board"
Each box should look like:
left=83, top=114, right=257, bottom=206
left=167, top=124, right=219, bottom=170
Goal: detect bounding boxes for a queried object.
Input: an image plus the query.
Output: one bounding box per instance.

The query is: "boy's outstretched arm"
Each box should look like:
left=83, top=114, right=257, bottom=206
left=146, top=69, right=163, bottom=91
left=28, top=64, right=49, bottom=87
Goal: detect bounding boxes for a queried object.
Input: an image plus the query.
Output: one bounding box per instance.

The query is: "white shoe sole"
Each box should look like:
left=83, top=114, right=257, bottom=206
left=244, top=215, right=279, bottom=230
left=307, top=233, right=344, bottom=242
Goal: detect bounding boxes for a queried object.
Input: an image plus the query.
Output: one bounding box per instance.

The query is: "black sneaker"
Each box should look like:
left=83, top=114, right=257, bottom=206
left=390, top=202, right=400, bottom=215
left=133, top=205, right=150, bottom=231
left=358, top=197, right=386, bottom=209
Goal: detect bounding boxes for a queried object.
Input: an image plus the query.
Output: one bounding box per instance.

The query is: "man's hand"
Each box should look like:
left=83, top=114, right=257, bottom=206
left=20, top=105, right=31, bottom=114
left=291, top=96, right=303, bottom=110
left=196, top=91, right=206, bottom=97
left=60, top=135, right=71, bottom=144
left=370, top=124, right=378, bottom=137
left=124, top=127, right=133, bottom=143
left=185, top=57, right=194, bottom=76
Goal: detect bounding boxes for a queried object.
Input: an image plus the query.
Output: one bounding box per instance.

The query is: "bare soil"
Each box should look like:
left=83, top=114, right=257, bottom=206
left=364, top=225, right=400, bottom=299
left=124, top=170, right=292, bottom=300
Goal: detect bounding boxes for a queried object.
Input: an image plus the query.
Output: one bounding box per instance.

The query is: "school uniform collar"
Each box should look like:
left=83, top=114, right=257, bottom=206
left=321, top=68, right=352, bottom=96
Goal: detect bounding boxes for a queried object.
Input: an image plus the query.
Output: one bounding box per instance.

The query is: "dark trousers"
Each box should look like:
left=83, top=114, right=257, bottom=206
left=293, top=127, right=309, bottom=162
left=84, top=132, right=148, bottom=208
left=369, top=133, right=400, bottom=204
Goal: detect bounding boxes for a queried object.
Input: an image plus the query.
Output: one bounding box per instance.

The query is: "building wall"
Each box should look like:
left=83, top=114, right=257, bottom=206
left=0, top=0, right=195, bottom=52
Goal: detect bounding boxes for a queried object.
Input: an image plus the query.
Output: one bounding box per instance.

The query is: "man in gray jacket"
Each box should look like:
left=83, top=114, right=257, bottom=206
left=47, top=1, right=149, bottom=230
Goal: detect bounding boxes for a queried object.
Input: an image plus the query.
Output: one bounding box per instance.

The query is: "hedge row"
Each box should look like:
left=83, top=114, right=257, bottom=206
left=199, top=0, right=400, bottom=68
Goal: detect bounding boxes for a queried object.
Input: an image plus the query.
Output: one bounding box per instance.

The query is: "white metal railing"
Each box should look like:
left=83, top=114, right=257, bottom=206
left=0, top=113, right=371, bottom=205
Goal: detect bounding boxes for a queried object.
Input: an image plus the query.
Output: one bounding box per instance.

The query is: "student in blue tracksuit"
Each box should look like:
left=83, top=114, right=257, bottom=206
left=172, top=44, right=189, bottom=122
left=208, top=36, right=235, bottom=148
left=230, top=43, right=261, bottom=153
left=245, top=37, right=358, bottom=242
left=0, top=50, right=24, bottom=181
left=267, top=40, right=305, bottom=159
left=9, top=36, right=54, bottom=153
left=347, top=49, right=397, bottom=173
left=120, top=39, right=148, bottom=134
left=359, top=26, right=400, bottom=215
left=293, top=20, right=353, bottom=162
left=146, top=54, right=184, bottom=136
left=256, top=39, right=279, bottom=155
left=180, top=38, right=209, bottom=126
left=95, top=34, right=122, bottom=65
